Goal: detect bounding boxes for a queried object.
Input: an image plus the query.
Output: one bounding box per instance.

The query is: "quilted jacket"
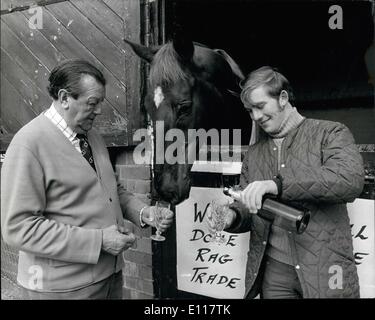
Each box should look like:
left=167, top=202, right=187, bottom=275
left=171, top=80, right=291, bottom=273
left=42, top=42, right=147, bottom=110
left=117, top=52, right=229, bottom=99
left=228, top=118, right=365, bottom=298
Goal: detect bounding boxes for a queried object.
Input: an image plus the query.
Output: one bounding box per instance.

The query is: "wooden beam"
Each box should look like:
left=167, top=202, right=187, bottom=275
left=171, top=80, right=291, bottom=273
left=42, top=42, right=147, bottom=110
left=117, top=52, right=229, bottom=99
left=1, top=0, right=67, bottom=16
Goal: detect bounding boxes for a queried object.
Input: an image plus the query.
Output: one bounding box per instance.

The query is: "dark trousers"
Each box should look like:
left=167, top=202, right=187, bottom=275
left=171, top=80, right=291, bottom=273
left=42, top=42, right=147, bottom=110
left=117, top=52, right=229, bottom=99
left=261, top=256, right=303, bottom=299
left=22, top=271, right=123, bottom=300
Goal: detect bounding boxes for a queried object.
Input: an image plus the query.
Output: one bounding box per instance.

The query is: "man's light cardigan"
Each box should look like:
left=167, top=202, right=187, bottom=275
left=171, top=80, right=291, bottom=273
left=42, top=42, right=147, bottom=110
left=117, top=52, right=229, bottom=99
left=1, top=114, right=146, bottom=292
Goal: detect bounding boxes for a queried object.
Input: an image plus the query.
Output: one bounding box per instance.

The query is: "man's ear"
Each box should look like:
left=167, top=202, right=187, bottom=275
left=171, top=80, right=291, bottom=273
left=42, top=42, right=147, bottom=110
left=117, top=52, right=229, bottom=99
left=279, top=90, right=289, bottom=108
left=58, top=89, right=70, bottom=109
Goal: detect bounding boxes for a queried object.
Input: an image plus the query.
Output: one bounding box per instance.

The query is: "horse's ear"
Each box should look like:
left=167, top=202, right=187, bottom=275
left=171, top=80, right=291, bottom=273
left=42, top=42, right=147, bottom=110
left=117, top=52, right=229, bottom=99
left=172, top=37, right=194, bottom=62
left=123, top=39, right=159, bottom=63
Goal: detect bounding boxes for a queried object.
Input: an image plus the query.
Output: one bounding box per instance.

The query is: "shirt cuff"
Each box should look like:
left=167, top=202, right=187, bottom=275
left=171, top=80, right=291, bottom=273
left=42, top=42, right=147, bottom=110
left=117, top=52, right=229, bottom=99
left=139, top=206, right=149, bottom=228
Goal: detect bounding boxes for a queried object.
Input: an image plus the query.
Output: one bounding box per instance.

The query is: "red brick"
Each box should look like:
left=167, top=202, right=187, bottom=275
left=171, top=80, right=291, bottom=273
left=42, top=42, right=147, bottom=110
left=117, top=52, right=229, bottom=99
left=123, top=250, right=152, bottom=266
left=116, top=150, right=136, bottom=165
left=122, top=179, right=151, bottom=194
left=132, top=150, right=152, bottom=166
left=135, top=180, right=151, bottom=194
left=123, top=261, right=138, bottom=277
left=125, top=179, right=137, bottom=193
left=124, top=276, right=154, bottom=294
left=124, top=276, right=137, bottom=290
left=119, top=165, right=151, bottom=180
left=122, top=287, right=132, bottom=299
left=139, top=279, right=154, bottom=293
left=115, top=146, right=152, bottom=166
left=133, top=237, right=152, bottom=254
left=138, top=265, right=153, bottom=280
left=130, top=290, right=153, bottom=299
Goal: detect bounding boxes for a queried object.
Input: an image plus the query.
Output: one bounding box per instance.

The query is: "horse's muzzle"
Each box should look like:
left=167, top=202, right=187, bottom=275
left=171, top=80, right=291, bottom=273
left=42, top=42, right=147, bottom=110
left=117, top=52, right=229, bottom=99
left=154, top=170, right=191, bottom=205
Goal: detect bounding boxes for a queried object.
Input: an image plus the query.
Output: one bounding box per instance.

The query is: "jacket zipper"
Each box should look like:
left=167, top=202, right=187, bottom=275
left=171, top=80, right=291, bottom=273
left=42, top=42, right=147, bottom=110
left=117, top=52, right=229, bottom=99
left=278, top=138, right=307, bottom=296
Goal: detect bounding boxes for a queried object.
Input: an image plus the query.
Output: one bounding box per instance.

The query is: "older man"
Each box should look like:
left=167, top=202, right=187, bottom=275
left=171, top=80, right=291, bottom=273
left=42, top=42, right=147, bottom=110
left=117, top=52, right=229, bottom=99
left=224, top=66, right=364, bottom=298
left=1, top=59, right=173, bottom=299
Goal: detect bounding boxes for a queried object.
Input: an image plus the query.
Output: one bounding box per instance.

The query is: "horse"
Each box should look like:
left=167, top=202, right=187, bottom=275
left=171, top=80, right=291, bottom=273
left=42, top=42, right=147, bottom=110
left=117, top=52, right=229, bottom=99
left=124, top=37, right=252, bottom=206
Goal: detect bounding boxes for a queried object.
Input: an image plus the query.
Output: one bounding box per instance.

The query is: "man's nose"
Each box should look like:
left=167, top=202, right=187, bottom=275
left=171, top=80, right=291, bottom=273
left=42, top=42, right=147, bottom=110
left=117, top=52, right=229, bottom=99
left=93, top=105, right=102, bottom=115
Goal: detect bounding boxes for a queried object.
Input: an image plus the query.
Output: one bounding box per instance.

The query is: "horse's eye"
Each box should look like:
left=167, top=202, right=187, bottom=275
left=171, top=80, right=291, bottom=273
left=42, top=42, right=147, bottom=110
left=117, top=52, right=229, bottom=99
left=176, top=102, right=192, bottom=116
left=177, top=101, right=192, bottom=109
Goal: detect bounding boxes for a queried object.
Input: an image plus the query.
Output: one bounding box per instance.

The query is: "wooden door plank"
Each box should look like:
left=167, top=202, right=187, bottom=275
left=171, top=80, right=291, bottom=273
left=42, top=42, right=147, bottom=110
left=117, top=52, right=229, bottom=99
left=0, top=47, right=51, bottom=114
left=71, top=0, right=124, bottom=48
left=0, top=60, right=128, bottom=145
left=1, top=11, right=65, bottom=71
left=27, top=7, right=128, bottom=114
left=0, top=19, right=51, bottom=103
left=1, top=0, right=13, bottom=11
left=0, top=0, right=138, bottom=147
left=94, top=101, right=129, bottom=146
left=45, top=1, right=126, bottom=84
left=0, top=19, right=128, bottom=145
left=101, top=0, right=123, bottom=17
left=0, top=73, right=37, bottom=131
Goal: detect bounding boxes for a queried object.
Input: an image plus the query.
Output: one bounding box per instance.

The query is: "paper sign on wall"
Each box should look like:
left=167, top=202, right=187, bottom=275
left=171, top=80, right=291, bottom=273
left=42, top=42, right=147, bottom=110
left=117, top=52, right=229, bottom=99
left=176, top=187, right=250, bottom=299
left=347, top=198, right=375, bottom=298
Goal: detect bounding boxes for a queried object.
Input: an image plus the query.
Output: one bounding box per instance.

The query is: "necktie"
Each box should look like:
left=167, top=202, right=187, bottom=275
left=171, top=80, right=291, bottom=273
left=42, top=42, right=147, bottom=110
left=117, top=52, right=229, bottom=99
left=76, top=134, right=96, bottom=172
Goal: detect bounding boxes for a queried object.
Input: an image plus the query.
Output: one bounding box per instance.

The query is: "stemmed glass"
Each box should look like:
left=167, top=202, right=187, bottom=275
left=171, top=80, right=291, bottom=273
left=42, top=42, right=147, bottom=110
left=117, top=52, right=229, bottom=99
left=150, top=200, right=170, bottom=241
left=207, top=198, right=230, bottom=244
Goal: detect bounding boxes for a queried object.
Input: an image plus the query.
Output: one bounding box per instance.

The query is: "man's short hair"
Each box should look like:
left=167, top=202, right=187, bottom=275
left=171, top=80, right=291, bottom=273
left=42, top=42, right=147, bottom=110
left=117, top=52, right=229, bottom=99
left=47, top=59, right=106, bottom=100
left=240, top=66, right=295, bottom=107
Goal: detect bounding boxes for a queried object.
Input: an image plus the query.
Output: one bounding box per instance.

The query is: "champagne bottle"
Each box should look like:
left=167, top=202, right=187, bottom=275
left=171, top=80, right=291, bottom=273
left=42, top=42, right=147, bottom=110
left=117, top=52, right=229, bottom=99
left=223, top=187, right=310, bottom=234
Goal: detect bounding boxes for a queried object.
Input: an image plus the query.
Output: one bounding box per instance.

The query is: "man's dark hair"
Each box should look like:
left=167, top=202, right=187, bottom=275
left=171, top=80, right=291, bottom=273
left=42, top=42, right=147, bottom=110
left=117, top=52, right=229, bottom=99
left=47, top=59, right=106, bottom=100
left=240, top=66, right=295, bottom=107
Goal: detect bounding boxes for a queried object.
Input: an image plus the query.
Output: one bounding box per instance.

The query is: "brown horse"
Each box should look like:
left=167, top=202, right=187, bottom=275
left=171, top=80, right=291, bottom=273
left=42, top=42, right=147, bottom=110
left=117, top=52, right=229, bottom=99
left=124, top=37, right=251, bottom=205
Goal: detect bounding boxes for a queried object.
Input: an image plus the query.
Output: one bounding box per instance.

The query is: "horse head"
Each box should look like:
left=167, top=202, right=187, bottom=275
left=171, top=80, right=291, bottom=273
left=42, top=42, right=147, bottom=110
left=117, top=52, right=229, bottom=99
left=124, top=37, right=251, bottom=205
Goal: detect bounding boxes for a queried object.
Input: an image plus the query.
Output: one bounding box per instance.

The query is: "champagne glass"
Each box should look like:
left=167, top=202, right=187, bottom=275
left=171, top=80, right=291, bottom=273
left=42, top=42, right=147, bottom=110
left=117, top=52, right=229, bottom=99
left=150, top=200, right=170, bottom=241
left=208, top=198, right=230, bottom=244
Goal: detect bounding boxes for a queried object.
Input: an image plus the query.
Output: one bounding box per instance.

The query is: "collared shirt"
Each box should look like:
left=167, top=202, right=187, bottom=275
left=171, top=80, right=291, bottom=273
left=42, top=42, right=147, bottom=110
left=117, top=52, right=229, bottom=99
left=44, top=104, right=81, bottom=153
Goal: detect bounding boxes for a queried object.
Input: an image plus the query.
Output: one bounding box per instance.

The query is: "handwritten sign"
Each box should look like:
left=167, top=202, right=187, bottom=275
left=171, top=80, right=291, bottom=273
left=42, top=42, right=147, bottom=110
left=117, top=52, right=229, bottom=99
left=176, top=161, right=374, bottom=298
left=176, top=187, right=250, bottom=299
left=347, top=198, right=375, bottom=298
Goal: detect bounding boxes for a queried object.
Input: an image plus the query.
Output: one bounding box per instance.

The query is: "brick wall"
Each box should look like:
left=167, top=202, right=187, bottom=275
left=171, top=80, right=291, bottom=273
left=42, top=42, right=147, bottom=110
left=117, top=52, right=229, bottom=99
left=115, top=148, right=154, bottom=299
left=1, top=236, right=23, bottom=299
left=1, top=160, right=24, bottom=299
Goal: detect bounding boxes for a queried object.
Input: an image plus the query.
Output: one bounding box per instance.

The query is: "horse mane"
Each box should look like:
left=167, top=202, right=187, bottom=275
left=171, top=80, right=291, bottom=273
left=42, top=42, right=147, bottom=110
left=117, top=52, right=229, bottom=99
left=149, top=42, right=191, bottom=89
left=149, top=41, right=245, bottom=94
